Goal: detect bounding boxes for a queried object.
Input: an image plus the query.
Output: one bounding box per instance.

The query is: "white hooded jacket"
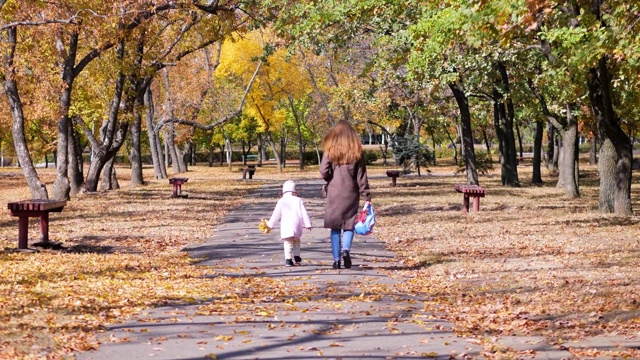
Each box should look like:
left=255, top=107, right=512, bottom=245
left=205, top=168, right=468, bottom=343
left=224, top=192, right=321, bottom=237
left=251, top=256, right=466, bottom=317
left=267, top=181, right=311, bottom=239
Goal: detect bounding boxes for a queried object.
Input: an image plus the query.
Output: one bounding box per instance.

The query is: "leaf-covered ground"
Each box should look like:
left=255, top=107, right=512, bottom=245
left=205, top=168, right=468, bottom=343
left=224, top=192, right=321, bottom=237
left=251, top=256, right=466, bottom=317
left=1, top=160, right=639, bottom=359
left=372, top=161, right=640, bottom=358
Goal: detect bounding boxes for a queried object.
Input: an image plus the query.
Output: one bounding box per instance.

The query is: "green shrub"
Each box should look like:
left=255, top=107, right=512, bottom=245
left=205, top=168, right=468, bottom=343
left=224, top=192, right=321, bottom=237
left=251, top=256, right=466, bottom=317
left=456, top=150, right=494, bottom=175
left=363, top=150, right=378, bottom=165
left=392, top=136, right=434, bottom=171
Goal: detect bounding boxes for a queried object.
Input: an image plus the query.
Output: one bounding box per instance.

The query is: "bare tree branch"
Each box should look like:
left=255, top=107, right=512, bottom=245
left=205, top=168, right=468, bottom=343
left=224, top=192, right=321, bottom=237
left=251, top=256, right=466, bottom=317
left=0, top=18, right=79, bottom=32
left=155, top=59, right=263, bottom=132
left=74, top=1, right=180, bottom=77
left=155, top=11, right=198, bottom=63
left=73, top=115, right=101, bottom=150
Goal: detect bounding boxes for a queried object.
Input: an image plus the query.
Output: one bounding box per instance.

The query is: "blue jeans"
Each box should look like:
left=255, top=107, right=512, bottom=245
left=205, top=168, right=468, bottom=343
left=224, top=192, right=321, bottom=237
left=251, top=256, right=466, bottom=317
left=330, top=229, right=354, bottom=261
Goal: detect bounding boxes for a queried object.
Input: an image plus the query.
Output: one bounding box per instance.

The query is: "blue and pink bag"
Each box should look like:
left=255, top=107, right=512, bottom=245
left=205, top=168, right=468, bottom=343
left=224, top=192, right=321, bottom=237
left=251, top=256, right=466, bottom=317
left=355, top=203, right=376, bottom=235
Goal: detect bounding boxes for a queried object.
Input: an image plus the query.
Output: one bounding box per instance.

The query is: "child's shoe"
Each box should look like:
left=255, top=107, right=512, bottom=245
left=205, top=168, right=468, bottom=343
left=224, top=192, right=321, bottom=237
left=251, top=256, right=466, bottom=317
left=294, top=256, right=302, bottom=265
left=285, top=259, right=294, bottom=267
left=342, top=250, right=352, bottom=268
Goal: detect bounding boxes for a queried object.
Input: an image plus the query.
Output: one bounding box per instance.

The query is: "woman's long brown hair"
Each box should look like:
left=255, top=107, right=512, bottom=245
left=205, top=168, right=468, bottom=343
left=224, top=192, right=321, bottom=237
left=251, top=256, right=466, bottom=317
left=322, top=120, right=362, bottom=164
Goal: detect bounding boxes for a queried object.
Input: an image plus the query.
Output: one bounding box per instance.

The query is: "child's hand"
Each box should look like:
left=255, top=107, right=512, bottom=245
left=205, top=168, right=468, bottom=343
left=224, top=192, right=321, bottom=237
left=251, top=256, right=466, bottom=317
left=258, top=219, right=271, bottom=234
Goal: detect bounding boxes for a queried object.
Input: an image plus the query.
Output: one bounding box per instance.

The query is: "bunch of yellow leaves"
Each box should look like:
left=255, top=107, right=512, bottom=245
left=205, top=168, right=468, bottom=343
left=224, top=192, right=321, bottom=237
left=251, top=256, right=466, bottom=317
left=258, top=218, right=271, bottom=234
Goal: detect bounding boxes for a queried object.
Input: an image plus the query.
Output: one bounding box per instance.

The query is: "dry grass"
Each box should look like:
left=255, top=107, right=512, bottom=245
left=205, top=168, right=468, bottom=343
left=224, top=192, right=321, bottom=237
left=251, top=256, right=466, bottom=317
left=1, top=159, right=639, bottom=359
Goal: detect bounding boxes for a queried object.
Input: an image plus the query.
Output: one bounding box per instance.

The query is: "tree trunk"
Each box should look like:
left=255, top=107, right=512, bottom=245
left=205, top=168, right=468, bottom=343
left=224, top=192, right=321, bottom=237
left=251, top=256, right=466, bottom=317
left=597, top=139, right=616, bottom=212
left=166, top=126, right=180, bottom=173
left=191, top=142, right=196, bottom=166
left=51, top=30, right=80, bottom=201
left=532, top=120, right=543, bottom=184
left=516, top=122, right=523, bottom=159
left=558, top=103, right=579, bottom=198
left=265, top=132, right=283, bottom=172
left=589, top=134, right=598, bottom=165
left=556, top=136, right=565, bottom=188
left=280, top=130, right=287, bottom=169
left=68, top=122, right=84, bottom=195
left=546, top=122, right=558, bottom=172
left=175, top=143, right=187, bottom=172
left=241, top=141, right=247, bottom=165
left=1, top=27, right=48, bottom=199
left=83, top=41, right=128, bottom=192
left=257, top=134, right=264, bottom=167
left=588, top=57, right=632, bottom=215
left=497, top=62, right=520, bottom=187
left=260, top=137, right=268, bottom=165
left=208, top=145, right=214, bottom=167
left=127, top=38, right=146, bottom=187
left=220, top=143, right=225, bottom=166
left=493, top=96, right=506, bottom=183
left=483, top=129, right=491, bottom=154
left=129, top=108, right=144, bottom=185
left=552, top=134, right=560, bottom=170
left=288, top=96, right=306, bottom=171
left=180, top=143, right=189, bottom=172
left=449, top=80, right=478, bottom=185
left=444, top=123, right=458, bottom=165
left=99, top=157, right=117, bottom=191
left=144, top=86, right=167, bottom=179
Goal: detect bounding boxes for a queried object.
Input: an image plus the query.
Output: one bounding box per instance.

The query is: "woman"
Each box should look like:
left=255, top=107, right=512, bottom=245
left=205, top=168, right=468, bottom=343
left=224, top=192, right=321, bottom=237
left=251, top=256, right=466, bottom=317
left=320, top=120, right=371, bottom=269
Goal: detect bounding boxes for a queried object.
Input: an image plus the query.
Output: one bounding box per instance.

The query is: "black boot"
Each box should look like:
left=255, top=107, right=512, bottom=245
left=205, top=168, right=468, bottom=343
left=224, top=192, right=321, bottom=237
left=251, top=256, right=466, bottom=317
left=332, top=260, right=341, bottom=269
left=342, top=250, right=352, bottom=268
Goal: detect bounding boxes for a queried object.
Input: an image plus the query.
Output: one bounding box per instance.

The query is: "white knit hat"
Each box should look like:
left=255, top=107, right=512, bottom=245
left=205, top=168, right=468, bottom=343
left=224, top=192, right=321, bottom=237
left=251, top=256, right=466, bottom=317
left=282, top=180, right=296, bottom=193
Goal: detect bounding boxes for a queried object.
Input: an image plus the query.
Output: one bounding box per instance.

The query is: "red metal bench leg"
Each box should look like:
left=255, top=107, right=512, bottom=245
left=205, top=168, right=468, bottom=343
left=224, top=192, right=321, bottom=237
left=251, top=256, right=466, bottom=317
left=18, top=216, right=29, bottom=249
left=472, top=196, right=480, bottom=211
left=39, top=212, right=50, bottom=243
left=463, top=194, right=470, bottom=212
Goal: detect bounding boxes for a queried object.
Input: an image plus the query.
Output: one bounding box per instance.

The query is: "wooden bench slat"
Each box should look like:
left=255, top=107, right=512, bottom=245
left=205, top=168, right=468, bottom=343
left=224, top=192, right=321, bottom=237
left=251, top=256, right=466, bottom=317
left=169, top=177, right=188, bottom=184
left=8, top=200, right=67, bottom=212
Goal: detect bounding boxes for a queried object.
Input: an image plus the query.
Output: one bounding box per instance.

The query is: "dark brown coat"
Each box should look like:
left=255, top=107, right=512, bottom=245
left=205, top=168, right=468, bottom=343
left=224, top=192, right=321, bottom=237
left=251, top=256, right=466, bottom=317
left=320, top=154, right=371, bottom=230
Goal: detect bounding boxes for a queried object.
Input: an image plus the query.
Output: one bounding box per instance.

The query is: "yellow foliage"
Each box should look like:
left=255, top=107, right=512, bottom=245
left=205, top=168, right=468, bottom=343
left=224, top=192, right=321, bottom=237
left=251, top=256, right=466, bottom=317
left=258, top=218, right=271, bottom=234
left=216, top=29, right=311, bottom=132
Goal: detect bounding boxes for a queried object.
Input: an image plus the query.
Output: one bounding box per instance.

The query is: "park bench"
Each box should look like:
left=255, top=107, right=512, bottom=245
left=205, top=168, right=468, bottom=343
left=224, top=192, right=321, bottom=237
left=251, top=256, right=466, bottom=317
left=386, top=170, right=401, bottom=187
left=169, top=177, right=188, bottom=198
left=241, top=165, right=256, bottom=179
left=243, top=154, right=259, bottom=162
left=7, top=199, right=67, bottom=250
left=454, top=184, right=485, bottom=212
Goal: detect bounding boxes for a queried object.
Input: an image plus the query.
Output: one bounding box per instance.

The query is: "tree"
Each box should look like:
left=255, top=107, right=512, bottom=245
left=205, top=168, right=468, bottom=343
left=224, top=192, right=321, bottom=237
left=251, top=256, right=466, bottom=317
left=215, top=30, right=313, bottom=171
left=530, top=0, right=636, bottom=214
left=0, top=1, right=80, bottom=199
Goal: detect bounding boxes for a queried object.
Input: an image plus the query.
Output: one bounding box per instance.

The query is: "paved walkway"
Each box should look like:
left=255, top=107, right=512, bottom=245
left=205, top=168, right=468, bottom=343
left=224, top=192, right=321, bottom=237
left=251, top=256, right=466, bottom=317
left=75, top=180, right=637, bottom=359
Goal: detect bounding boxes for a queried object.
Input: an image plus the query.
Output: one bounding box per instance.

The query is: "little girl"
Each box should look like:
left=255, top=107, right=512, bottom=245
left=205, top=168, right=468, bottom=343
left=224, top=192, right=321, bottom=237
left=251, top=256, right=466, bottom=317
left=266, top=180, right=312, bottom=266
